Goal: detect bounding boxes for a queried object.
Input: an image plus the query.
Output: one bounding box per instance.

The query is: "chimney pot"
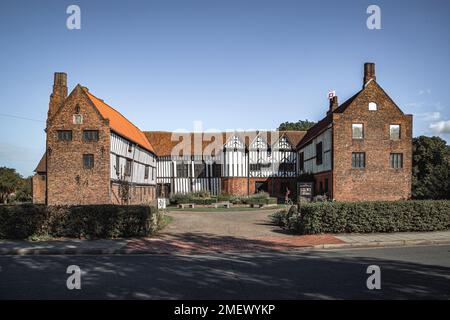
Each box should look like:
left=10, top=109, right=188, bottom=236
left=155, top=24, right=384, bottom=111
left=328, top=96, right=338, bottom=115
left=54, top=72, right=67, bottom=87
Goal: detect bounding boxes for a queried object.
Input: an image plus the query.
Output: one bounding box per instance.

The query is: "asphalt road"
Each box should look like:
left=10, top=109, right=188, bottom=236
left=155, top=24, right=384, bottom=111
left=0, top=245, right=449, bottom=299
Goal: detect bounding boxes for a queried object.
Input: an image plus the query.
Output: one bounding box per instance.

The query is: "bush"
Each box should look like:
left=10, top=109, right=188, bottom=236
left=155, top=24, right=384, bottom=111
left=192, top=190, right=211, bottom=198
left=191, top=197, right=217, bottom=205
left=0, top=204, right=161, bottom=239
left=244, top=195, right=277, bottom=205
left=217, top=194, right=231, bottom=202
left=270, top=209, right=288, bottom=226
left=170, top=193, right=193, bottom=204
left=270, top=205, right=298, bottom=227
left=274, top=200, right=450, bottom=234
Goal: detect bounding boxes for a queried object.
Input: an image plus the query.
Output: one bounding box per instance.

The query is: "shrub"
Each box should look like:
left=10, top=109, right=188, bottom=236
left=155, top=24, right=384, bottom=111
left=217, top=194, right=231, bottom=202
left=275, top=200, right=450, bottom=234
left=170, top=193, right=193, bottom=204
left=191, top=197, right=217, bottom=205
left=0, top=204, right=47, bottom=239
left=0, top=204, right=161, bottom=239
left=192, top=190, right=211, bottom=198
left=244, top=196, right=277, bottom=205
left=270, top=209, right=289, bottom=226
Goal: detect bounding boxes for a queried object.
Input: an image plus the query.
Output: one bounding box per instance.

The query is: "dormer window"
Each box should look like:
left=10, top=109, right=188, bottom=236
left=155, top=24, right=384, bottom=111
left=368, top=102, right=377, bottom=111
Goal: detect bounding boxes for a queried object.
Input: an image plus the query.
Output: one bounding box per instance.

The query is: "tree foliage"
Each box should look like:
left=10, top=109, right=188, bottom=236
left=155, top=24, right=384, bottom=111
left=278, top=119, right=316, bottom=131
left=412, top=136, right=450, bottom=199
left=0, top=167, right=26, bottom=204
left=0, top=167, right=32, bottom=204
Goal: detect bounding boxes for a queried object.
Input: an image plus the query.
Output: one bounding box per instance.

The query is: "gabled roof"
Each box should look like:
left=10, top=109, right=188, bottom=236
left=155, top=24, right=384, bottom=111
left=282, top=131, right=306, bottom=147
left=144, top=131, right=220, bottom=157
left=296, top=90, right=363, bottom=149
left=34, top=153, right=46, bottom=173
left=82, top=88, right=155, bottom=154
left=144, top=130, right=306, bottom=157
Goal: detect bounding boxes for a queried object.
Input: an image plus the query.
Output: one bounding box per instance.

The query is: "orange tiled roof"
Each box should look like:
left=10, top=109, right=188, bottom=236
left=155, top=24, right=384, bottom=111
left=144, top=130, right=306, bottom=157
left=83, top=88, right=155, bottom=154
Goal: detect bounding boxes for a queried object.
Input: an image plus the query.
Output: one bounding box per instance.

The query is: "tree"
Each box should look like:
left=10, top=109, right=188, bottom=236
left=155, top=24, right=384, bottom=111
left=0, top=167, right=24, bottom=204
left=278, top=119, right=316, bottom=131
left=12, top=176, right=32, bottom=203
left=412, top=136, right=450, bottom=199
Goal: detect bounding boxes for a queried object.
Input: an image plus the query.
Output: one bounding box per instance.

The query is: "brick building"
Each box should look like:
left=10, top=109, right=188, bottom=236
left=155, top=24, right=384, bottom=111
left=33, top=73, right=157, bottom=205
left=33, top=63, right=412, bottom=204
left=297, top=63, right=412, bottom=201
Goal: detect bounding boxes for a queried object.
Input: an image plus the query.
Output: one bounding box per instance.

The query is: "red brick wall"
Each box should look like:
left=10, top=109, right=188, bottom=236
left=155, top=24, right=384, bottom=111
left=332, top=81, right=412, bottom=201
left=221, top=177, right=297, bottom=198
left=313, top=171, right=332, bottom=197
left=221, top=177, right=248, bottom=196
left=111, top=183, right=156, bottom=205
left=46, top=86, right=111, bottom=205
left=32, top=174, right=46, bottom=204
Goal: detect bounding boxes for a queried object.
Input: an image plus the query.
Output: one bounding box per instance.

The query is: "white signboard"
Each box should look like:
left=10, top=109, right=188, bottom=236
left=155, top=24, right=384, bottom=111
left=157, top=198, right=167, bottom=209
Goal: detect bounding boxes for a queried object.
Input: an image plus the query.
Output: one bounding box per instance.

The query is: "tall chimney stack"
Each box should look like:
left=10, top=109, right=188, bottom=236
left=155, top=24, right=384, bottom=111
left=327, top=96, right=338, bottom=115
left=48, top=72, right=67, bottom=119
left=363, top=62, right=375, bottom=87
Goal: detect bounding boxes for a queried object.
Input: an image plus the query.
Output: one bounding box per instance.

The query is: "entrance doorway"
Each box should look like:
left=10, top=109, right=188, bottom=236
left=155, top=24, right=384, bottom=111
left=255, top=181, right=268, bottom=193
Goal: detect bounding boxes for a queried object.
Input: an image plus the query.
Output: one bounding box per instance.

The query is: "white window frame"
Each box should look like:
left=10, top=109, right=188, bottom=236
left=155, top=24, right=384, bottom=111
left=352, top=123, right=364, bottom=139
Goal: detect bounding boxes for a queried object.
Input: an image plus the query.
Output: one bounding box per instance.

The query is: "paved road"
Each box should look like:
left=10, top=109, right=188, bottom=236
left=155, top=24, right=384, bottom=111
left=1, top=245, right=449, bottom=299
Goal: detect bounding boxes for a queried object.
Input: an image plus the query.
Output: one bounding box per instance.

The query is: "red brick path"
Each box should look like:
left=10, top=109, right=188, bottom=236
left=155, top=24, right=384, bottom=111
left=125, top=234, right=344, bottom=254
left=125, top=210, right=344, bottom=254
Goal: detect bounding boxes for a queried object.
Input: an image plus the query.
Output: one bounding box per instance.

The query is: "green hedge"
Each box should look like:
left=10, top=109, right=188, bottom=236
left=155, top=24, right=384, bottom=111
left=170, top=192, right=278, bottom=206
left=243, top=197, right=278, bottom=205
left=272, top=201, right=450, bottom=234
left=0, top=204, right=161, bottom=239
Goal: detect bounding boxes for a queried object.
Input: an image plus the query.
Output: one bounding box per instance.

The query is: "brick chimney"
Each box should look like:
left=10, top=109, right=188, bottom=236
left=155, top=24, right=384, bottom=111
left=48, top=72, right=67, bottom=119
left=363, top=62, right=376, bottom=87
left=327, top=95, right=338, bottom=115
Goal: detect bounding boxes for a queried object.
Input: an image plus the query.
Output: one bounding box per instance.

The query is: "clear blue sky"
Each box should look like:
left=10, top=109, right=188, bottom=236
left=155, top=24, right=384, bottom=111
left=1, top=0, right=449, bottom=176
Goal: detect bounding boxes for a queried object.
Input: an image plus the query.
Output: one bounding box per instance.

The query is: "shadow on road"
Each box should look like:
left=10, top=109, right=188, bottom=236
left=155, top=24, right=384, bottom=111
left=1, top=246, right=449, bottom=299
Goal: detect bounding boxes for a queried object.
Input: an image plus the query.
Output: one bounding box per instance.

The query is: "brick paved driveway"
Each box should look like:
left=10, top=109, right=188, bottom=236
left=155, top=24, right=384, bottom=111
left=127, top=209, right=343, bottom=253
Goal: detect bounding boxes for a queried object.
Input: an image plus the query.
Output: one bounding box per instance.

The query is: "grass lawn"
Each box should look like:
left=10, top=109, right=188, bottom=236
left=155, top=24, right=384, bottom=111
left=167, top=205, right=285, bottom=212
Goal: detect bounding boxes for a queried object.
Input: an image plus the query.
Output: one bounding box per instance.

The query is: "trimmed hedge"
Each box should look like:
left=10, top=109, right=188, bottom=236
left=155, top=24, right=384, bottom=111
left=272, top=201, right=450, bottom=234
left=170, top=192, right=277, bottom=206
left=243, top=197, right=277, bottom=205
left=0, top=204, right=161, bottom=239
